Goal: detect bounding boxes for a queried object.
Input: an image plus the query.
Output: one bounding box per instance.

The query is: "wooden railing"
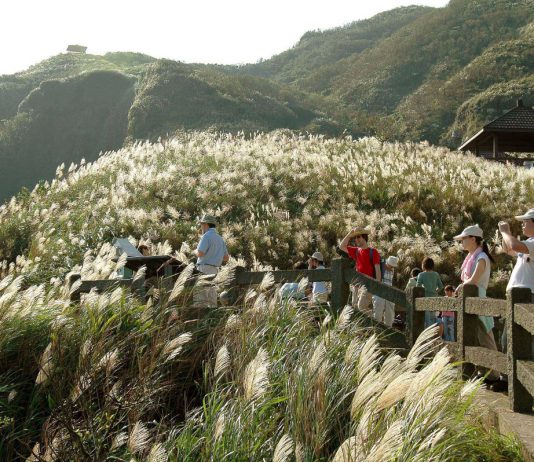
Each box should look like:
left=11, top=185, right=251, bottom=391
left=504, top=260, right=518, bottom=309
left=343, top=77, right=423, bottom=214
left=413, top=285, right=534, bottom=413
left=68, top=258, right=534, bottom=413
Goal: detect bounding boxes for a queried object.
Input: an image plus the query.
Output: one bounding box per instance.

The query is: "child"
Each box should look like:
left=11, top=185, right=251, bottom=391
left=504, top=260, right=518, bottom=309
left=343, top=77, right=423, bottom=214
left=416, top=257, right=444, bottom=327
left=439, top=285, right=455, bottom=341
left=405, top=268, right=422, bottom=290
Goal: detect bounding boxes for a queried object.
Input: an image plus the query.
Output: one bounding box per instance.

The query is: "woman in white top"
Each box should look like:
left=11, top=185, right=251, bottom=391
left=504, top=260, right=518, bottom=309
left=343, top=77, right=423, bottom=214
left=454, top=224, right=500, bottom=382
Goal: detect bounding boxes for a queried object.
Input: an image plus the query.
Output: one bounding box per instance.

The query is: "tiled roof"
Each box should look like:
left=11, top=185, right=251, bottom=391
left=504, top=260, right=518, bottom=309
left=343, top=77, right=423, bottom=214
left=485, top=104, right=534, bottom=131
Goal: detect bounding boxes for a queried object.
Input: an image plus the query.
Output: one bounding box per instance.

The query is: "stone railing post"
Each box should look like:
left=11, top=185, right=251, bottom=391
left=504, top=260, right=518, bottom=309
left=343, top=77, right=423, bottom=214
left=507, top=287, right=533, bottom=412
left=405, top=286, right=425, bottom=347
left=458, top=284, right=479, bottom=378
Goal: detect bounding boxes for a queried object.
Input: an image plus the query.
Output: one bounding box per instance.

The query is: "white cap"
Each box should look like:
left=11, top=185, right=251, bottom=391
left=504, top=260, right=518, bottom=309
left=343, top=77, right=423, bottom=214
left=310, top=251, right=324, bottom=262
left=515, top=208, right=534, bottom=220
left=454, top=224, right=483, bottom=240
left=386, top=256, right=399, bottom=268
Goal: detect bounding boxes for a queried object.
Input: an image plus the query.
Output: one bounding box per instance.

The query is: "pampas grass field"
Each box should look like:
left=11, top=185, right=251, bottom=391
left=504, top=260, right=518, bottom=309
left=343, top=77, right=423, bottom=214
left=0, top=131, right=532, bottom=460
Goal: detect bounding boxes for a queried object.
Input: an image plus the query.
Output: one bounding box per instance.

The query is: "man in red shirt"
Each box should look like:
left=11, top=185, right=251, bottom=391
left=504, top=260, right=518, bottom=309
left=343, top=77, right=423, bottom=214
left=339, top=227, right=382, bottom=315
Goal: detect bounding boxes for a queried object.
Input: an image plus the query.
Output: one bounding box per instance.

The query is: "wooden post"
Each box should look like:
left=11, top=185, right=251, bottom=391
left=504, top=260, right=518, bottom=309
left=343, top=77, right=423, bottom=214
left=132, top=276, right=146, bottom=300
left=405, top=286, right=425, bottom=347
left=226, top=266, right=246, bottom=306
left=68, top=273, right=82, bottom=303
left=507, top=287, right=533, bottom=412
left=458, top=284, right=479, bottom=378
left=493, top=134, right=499, bottom=159
left=330, top=258, right=351, bottom=315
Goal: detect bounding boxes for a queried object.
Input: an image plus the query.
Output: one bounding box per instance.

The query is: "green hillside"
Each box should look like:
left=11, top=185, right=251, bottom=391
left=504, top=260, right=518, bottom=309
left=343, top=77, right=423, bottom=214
left=128, top=60, right=338, bottom=140
left=0, top=70, right=135, bottom=200
left=240, top=0, right=534, bottom=144
left=233, top=6, right=432, bottom=86
left=0, top=52, right=154, bottom=120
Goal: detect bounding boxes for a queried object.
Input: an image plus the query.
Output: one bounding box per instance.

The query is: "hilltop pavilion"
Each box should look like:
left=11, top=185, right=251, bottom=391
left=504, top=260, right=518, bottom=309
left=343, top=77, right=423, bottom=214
left=459, top=99, right=534, bottom=165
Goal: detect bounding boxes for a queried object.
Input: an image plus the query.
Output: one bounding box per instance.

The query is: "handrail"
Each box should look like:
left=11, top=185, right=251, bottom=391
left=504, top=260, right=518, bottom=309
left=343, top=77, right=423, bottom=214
left=67, top=259, right=534, bottom=414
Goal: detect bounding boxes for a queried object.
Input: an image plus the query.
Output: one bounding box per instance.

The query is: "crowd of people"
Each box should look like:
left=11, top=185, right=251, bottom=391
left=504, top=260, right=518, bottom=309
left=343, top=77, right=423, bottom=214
left=162, top=208, right=534, bottom=389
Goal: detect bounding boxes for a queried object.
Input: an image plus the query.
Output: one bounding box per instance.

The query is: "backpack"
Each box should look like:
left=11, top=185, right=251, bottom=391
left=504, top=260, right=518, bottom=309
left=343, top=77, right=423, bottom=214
left=369, top=248, right=386, bottom=280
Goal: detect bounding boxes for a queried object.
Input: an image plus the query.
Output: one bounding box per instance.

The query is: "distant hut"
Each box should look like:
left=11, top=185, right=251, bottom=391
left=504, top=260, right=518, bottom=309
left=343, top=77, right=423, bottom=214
left=66, top=45, right=87, bottom=53
left=459, top=99, right=534, bottom=165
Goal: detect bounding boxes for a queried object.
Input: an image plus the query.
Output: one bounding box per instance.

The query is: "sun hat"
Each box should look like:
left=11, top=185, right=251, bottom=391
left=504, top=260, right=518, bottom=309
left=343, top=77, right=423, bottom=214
left=454, top=224, right=483, bottom=240
left=386, top=256, right=399, bottom=268
left=515, top=208, right=534, bottom=220
left=310, top=251, right=324, bottom=262
left=352, top=228, right=371, bottom=235
left=199, top=214, right=217, bottom=225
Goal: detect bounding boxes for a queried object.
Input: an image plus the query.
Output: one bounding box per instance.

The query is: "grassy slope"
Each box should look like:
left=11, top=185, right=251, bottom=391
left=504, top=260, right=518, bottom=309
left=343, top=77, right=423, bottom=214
left=0, top=133, right=529, bottom=461
left=0, top=132, right=532, bottom=292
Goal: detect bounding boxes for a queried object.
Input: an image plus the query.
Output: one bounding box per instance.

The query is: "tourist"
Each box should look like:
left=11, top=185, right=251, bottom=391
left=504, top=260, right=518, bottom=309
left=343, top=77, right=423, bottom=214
left=194, top=214, right=229, bottom=307
left=405, top=267, right=422, bottom=290
left=439, top=285, right=456, bottom=341
left=308, top=251, right=329, bottom=305
left=339, top=227, right=381, bottom=315
left=416, top=257, right=443, bottom=326
left=498, top=208, right=534, bottom=351
left=373, top=256, right=398, bottom=327
left=454, top=224, right=500, bottom=384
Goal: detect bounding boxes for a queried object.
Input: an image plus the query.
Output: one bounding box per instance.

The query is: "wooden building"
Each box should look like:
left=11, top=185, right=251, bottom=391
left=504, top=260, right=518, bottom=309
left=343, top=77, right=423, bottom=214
left=66, top=45, right=88, bottom=53
left=459, top=100, right=534, bottom=165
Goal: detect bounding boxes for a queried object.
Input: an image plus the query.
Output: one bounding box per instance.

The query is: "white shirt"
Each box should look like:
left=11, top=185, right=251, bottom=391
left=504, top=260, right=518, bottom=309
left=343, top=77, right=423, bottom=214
left=312, top=265, right=329, bottom=296
left=507, top=237, right=534, bottom=293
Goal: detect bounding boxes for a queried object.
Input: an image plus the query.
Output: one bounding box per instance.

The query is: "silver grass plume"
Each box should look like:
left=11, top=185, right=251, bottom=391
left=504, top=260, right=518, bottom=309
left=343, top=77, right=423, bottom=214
left=357, top=335, right=381, bottom=380
left=332, top=436, right=359, bottom=462
left=366, top=420, right=404, bottom=462
left=0, top=274, right=14, bottom=292
left=148, top=443, right=168, bottom=462
left=35, top=343, right=53, bottom=385
left=98, top=348, right=120, bottom=375
left=297, top=277, right=309, bottom=294
left=336, top=305, right=353, bottom=330
left=259, top=272, right=275, bottom=292
left=163, top=332, right=193, bottom=361
left=128, top=421, right=150, bottom=454
left=214, top=344, right=231, bottom=380
left=351, top=369, right=380, bottom=417
left=168, top=263, right=194, bottom=302
left=273, top=434, right=294, bottom=462
left=133, top=265, right=147, bottom=283
left=375, top=371, right=415, bottom=411
left=243, top=347, right=270, bottom=401
left=111, top=432, right=128, bottom=450
left=214, top=412, right=226, bottom=442
left=405, top=324, right=440, bottom=370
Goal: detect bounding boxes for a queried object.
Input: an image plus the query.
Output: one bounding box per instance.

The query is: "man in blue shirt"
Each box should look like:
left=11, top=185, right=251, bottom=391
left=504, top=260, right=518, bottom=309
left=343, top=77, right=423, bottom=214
left=195, top=214, right=229, bottom=275
left=193, top=214, right=229, bottom=308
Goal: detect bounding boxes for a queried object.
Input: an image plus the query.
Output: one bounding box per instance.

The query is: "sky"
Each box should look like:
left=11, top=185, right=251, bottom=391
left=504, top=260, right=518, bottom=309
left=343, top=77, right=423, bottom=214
left=2, top=0, right=448, bottom=75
